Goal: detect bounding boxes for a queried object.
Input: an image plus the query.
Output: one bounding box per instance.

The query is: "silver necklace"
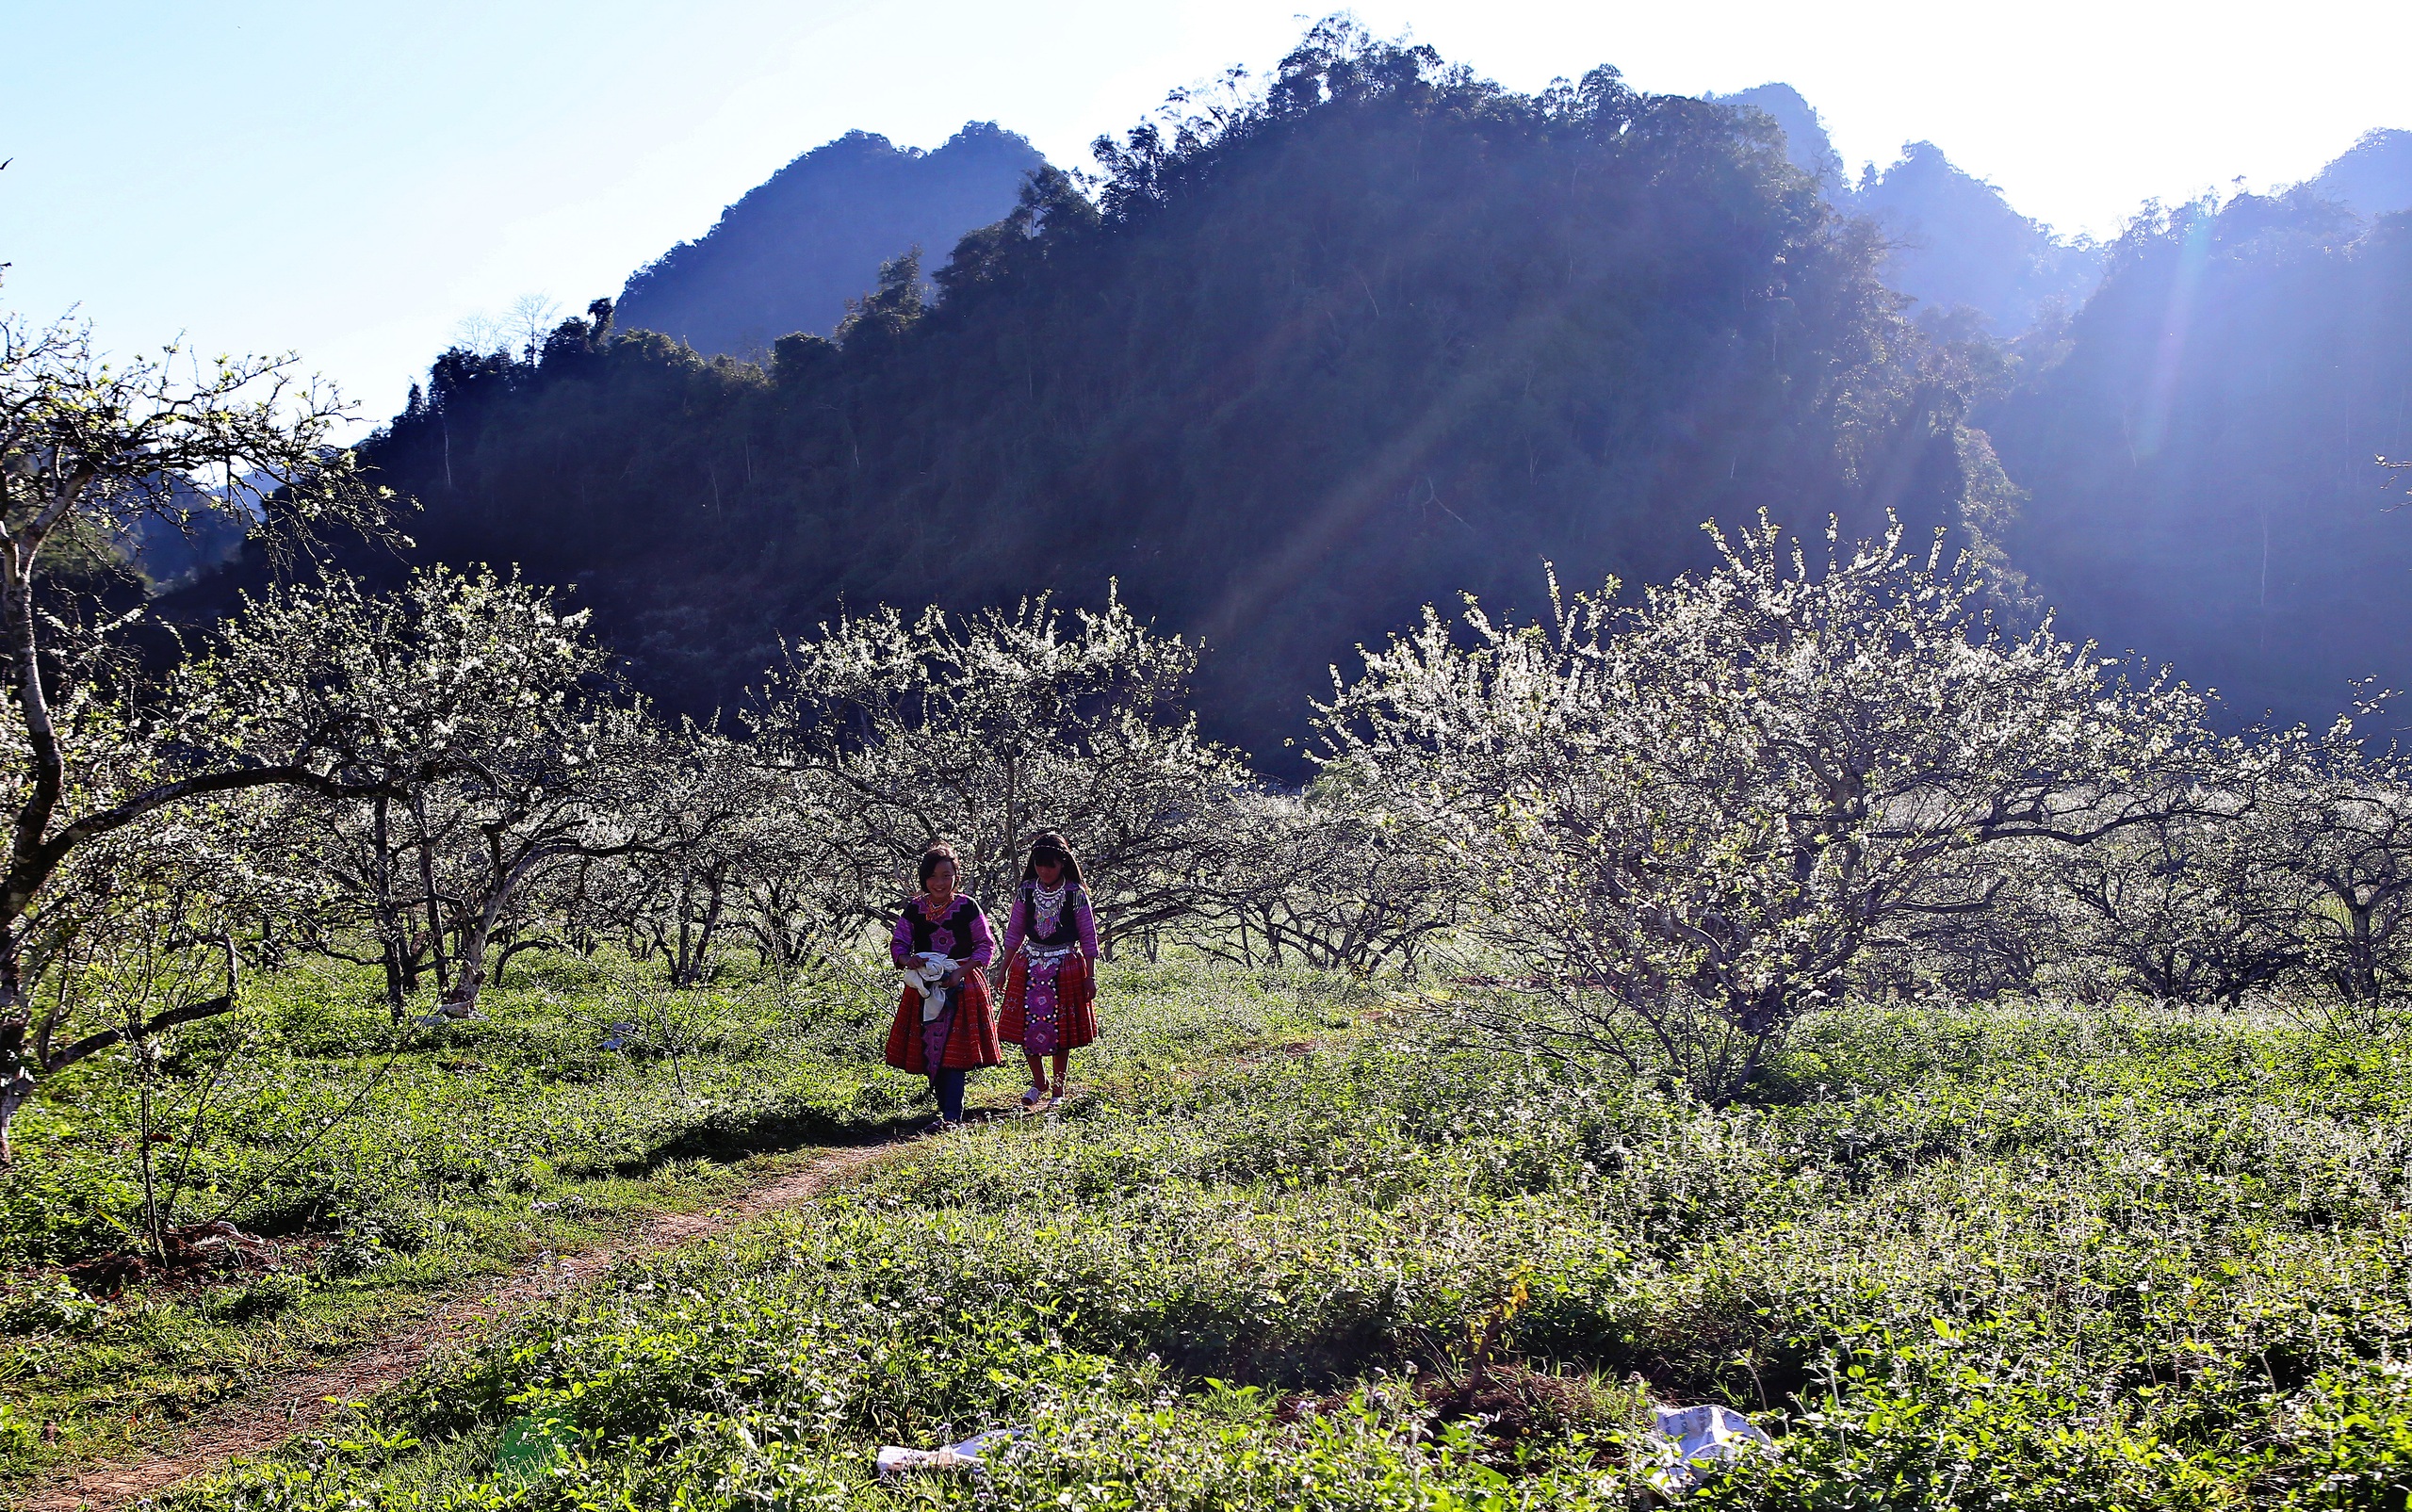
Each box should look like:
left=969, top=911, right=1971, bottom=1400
left=1034, top=881, right=1068, bottom=933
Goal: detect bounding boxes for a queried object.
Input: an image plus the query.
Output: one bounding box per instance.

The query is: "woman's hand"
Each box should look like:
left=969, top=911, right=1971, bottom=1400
left=943, top=964, right=968, bottom=985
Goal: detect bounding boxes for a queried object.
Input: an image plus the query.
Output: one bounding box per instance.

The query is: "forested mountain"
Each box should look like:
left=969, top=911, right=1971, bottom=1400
left=178, top=29, right=2007, bottom=771
left=1981, top=189, right=2412, bottom=736
left=612, top=122, right=1044, bottom=355
left=168, top=36, right=2412, bottom=763
left=1702, top=93, right=2412, bottom=738
left=2306, top=128, right=2412, bottom=218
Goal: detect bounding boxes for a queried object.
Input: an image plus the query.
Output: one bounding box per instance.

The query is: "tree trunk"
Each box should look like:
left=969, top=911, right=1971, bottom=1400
left=0, top=538, right=61, bottom=1169
left=565, top=855, right=595, bottom=953
left=0, top=1052, right=30, bottom=1168
left=2345, top=898, right=2379, bottom=1003
left=674, top=863, right=695, bottom=985
left=444, top=847, right=561, bottom=1016
left=130, top=1003, right=163, bottom=1255
left=372, top=796, right=409, bottom=1020
left=0, top=926, right=30, bottom=1167
left=684, top=877, right=727, bottom=985
left=414, top=793, right=450, bottom=994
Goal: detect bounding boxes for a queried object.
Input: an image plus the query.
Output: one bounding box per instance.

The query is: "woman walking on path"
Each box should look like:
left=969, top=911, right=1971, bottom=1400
left=885, top=843, right=1001, bottom=1130
left=996, top=831, right=1100, bottom=1108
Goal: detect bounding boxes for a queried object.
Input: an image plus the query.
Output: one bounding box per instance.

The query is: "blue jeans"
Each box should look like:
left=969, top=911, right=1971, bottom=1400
left=929, top=1068, right=967, bottom=1122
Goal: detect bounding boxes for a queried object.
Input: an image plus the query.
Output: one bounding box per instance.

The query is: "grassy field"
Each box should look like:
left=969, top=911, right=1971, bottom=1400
left=0, top=952, right=941, bottom=1501
left=12, top=957, right=2412, bottom=1508
left=5, top=959, right=2412, bottom=1512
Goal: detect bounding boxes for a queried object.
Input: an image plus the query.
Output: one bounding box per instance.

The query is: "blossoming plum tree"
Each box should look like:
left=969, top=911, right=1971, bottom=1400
left=1321, top=515, right=2219, bottom=1099
left=748, top=589, right=1247, bottom=945
left=0, top=316, right=386, bottom=1161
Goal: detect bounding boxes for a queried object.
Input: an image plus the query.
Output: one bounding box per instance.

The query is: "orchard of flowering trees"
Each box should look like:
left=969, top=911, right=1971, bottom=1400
left=0, top=311, right=1430, bottom=1164
left=1317, top=519, right=2412, bottom=1098
left=12, top=307, right=2412, bottom=1171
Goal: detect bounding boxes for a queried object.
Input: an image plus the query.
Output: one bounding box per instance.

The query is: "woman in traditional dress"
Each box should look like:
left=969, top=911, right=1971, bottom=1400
left=884, top=842, right=1000, bottom=1130
left=995, top=831, right=1100, bottom=1108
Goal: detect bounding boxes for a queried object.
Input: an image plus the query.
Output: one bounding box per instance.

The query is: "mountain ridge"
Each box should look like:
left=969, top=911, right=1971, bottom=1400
left=171, top=35, right=2002, bottom=774
left=613, top=121, right=1045, bottom=357
left=160, top=54, right=2412, bottom=763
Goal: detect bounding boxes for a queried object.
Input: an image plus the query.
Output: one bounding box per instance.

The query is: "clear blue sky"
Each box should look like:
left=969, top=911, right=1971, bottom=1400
left=4, top=0, right=2404, bottom=428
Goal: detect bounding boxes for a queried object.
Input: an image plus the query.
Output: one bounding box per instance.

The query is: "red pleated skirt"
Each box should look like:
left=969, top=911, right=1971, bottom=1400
left=883, top=969, right=1002, bottom=1073
left=998, top=952, right=1098, bottom=1051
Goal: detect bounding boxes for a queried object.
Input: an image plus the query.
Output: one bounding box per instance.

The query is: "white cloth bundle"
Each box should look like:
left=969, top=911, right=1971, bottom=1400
left=875, top=1427, right=1023, bottom=1478
left=1642, top=1403, right=1775, bottom=1498
left=902, top=954, right=958, bottom=1022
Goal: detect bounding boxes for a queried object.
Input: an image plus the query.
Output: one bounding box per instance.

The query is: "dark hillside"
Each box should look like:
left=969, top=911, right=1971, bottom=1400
left=1982, top=190, right=2412, bottom=733
left=175, top=31, right=2008, bottom=769
left=614, top=122, right=1045, bottom=356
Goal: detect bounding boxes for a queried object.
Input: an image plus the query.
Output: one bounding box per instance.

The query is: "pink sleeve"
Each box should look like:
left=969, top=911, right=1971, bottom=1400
left=961, top=902, right=996, bottom=967
left=999, top=891, right=1028, bottom=960
left=889, top=909, right=916, bottom=967
left=1076, top=892, right=1099, bottom=959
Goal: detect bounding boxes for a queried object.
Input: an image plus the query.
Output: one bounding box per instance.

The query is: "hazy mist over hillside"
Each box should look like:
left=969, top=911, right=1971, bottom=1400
left=1720, top=85, right=2102, bottom=333
left=1715, top=83, right=2412, bottom=738
left=1983, top=190, right=2412, bottom=734
left=614, top=122, right=1045, bottom=357
left=1711, top=84, right=1842, bottom=185
left=2306, top=128, right=2412, bottom=218
left=1851, top=144, right=2104, bottom=334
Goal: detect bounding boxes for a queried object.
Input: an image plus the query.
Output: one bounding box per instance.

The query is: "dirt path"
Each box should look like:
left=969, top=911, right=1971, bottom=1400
left=25, top=1141, right=909, bottom=1512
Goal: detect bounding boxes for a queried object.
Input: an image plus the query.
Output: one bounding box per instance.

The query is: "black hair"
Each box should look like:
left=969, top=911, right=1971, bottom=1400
left=918, top=842, right=961, bottom=889
left=1019, top=830, right=1084, bottom=887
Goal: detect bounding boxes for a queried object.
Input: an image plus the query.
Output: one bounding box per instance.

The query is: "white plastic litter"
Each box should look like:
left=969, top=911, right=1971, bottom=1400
left=1642, top=1403, right=1775, bottom=1499
left=902, top=954, right=958, bottom=1022
left=874, top=1427, right=1023, bottom=1478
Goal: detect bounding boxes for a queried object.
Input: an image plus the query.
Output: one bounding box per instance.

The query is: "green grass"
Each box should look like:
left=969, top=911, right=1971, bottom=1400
left=19, top=961, right=2412, bottom=1507
left=0, top=951, right=943, bottom=1501
left=97, top=980, right=2412, bottom=1510
left=0, top=954, right=1345, bottom=1504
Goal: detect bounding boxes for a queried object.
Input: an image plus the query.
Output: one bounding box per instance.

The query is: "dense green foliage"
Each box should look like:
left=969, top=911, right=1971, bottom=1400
left=188, top=27, right=2004, bottom=767
left=0, top=954, right=1333, bottom=1500
left=132, top=967, right=2412, bottom=1510
left=0, top=957, right=903, bottom=1272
